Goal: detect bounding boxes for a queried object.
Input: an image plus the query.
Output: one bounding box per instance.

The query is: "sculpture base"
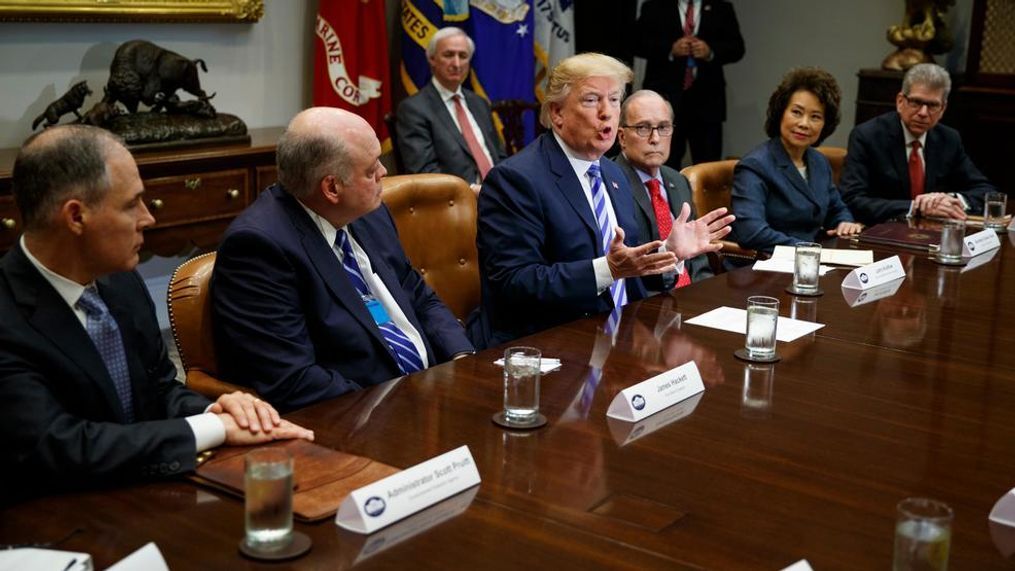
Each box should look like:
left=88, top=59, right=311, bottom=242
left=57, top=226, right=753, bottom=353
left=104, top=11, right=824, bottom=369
left=104, top=111, right=249, bottom=151
left=882, top=48, right=934, bottom=71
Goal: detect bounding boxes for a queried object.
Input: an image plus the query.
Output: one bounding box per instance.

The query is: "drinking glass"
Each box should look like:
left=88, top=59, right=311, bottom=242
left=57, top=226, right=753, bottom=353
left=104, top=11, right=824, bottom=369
left=893, top=497, right=952, bottom=571
left=503, top=346, right=541, bottom=424
left=244, top=447, right=294, bottom=552
left=792, top=242, right=821, bottom=294
left=936, top=219, right=964, bottom=264
left=983, top=191, right=1007, bottom=231
left=745, top=296, right=779, bottom=360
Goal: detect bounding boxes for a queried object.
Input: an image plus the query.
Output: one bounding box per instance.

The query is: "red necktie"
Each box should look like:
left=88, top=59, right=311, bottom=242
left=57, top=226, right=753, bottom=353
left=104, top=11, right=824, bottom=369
left=647, top=178, right=691, bottom=288
left=908, top=140, right=924, bottom=199
left=452, top=94, right=493, bottom=180
left=682, top=1, right=696, bottom=90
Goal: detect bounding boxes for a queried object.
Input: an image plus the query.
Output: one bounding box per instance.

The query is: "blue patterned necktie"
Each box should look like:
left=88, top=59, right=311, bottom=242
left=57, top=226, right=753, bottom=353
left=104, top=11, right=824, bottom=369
left=335, top=229, right=424, bottom=375
left=76, top=287, right=135, bottom=422
left=587, top=162, right=627, bottom=310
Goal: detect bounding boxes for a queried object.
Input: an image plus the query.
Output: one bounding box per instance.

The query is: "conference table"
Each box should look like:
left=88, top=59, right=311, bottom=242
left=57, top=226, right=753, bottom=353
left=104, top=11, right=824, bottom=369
left=3, top=232, right=1015, bottom=570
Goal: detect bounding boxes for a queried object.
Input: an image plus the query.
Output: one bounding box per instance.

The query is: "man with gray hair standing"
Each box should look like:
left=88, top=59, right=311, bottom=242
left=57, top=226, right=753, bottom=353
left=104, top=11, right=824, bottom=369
left=396, top=26, right=506, bottom=192
left=841, top=63, right=996, bottom=225
left=212, top=107, right=473, bottom=413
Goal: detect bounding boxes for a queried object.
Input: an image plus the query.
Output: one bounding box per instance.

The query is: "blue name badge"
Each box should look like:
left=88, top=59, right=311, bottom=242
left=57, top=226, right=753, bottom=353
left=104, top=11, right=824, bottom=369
left=364, top=296, right=391, bottom=326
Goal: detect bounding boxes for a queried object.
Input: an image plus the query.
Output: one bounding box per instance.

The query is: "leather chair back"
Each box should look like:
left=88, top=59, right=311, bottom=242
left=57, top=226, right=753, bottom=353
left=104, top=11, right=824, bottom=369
left=816, top=146, right=847, bottom=185
left=381, top=173, right=480, bottom=322
left=681, top=160, right=760, bottom=271
left=167, top=252, right=253, bottom=398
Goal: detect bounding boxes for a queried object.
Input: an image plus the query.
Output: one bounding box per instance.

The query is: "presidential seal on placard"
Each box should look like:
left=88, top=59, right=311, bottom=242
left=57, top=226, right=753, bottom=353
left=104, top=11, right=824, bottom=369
left=471, top=0, right=529, bottom=23
left=631, top=394, right=646, bottom=411
left=364, top=496, right=387, bottom=517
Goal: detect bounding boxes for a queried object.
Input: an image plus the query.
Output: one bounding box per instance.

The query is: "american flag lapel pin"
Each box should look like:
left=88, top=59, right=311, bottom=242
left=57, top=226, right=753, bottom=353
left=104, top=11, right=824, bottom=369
left=611, top=181, right=619, bottom=189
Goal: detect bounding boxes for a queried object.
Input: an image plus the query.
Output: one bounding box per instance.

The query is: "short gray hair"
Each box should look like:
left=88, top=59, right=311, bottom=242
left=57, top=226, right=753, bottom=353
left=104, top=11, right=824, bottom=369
left=902, top=63, right=952, bottom=102
left=620, top=90, right=674, bottom=126
left=541, top=52, right=633, bottom=128
left=275, top=130, right=350, bottom=199
left=426, top=27, right=474, bottom=59
left=13, top=124, right=119, bottom=231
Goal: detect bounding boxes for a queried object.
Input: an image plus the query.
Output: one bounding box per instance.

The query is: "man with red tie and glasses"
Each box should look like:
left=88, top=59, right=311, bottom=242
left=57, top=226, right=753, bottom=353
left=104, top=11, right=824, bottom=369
left=841, top=63, right=996, bottom=226
left=614, top=89, right=714, bottom=292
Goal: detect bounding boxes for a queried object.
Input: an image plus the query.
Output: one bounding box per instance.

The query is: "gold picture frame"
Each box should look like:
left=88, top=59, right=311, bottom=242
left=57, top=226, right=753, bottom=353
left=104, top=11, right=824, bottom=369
left=0, top=0, right=264, bottom=23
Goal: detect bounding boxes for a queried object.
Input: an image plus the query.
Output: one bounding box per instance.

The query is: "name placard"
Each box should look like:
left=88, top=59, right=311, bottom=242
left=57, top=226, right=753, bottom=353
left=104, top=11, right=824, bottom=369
left=841, top=255, right=905, bottom=290
left=839, top=277, right=905, bottom=307
left=962, top=247, right=999, bottom=273
left=607, top=392, right=703, bottom=446
left=606, top=361, right=704, bottom=423
left=962, top=228, right=1001, bottom=257
left=990, top=487, right=1015, bottom=527
left=336, top=445, right=480, bottom=534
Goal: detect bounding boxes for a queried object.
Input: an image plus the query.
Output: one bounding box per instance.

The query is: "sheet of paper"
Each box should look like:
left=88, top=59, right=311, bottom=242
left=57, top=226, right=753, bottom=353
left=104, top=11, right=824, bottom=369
left=771, top=245, right=873, bottom=267
left=0, top=549, right=91, bottom=571
left=685, top=306, right=824, bottom=342
left=107, top=543, right=169, bottom=571
left=752, top=258, right=835, bottom=276
left=494, top=357, right=561, bottom=373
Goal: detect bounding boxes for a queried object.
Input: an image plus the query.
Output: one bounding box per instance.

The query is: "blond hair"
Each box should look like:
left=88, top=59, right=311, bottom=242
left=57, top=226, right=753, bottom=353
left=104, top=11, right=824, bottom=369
left=540, top=53, right=633, bottom=128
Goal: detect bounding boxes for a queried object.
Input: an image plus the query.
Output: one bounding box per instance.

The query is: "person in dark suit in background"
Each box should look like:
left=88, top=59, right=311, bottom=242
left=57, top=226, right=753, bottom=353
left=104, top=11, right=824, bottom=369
left=477, top=53, right=734, bottom=348
left=614, top=89, right=714, bottom=292
left=636, top=0, right=745, bottom=167
left=841, top=63, right=996, bottom=226
left=730, top=68, right=862, bottom=255
left=396, top=26, right=506, bottom=193
left=0, top=125, right=312, bottom=497
left=212, top=107, right=473, bottom=413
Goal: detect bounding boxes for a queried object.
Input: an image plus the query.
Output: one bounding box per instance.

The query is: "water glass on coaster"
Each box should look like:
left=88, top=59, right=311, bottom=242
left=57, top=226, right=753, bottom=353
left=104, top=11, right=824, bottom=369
left=983, top=191, right=1008, bottom=232
left=893, top=497, right=952, bottom=571
left=735, top=296, right=780, bottom=363
left=934, top=219, right=965, bottom=265
left=240, top=447, right=310, bottom=560
left=493, top=346, right=547, bottom=429
left=787, top=242, right=822, bottom=296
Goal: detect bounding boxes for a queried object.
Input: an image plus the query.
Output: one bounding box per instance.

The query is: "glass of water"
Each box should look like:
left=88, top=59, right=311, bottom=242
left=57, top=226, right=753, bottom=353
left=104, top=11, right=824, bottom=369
left=503, top=346, right=541, bottom=424
left=244, top=447, right=294, bottom=552
left=983, top=191, right=1007, bottom=231
left=745, top=296, right=779, bottom=360
left=893, top=497, right=952, bottom=571
left=792, top=242, right=822, bottom=294
left=936, top=219, right=965, bottom=264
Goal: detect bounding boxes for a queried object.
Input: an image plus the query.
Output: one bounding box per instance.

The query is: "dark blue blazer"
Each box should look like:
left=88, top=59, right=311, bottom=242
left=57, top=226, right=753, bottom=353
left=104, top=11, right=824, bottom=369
left=841, top=111, right=995, bottom=225
left=476, top=133, right=647, bottom=348
left=212, top=185, right=473, bottom=413
left=731, top=138, right=854, bottom=254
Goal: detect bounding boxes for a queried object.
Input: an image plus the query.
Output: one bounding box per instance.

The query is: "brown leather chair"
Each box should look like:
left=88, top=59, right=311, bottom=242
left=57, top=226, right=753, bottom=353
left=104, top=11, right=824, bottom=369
left=681, top=159, right=761, bottom=273
left=816, top=146, right=847, bottom=185
left=167, top=252, right=255, bottom=399
left=381, top=173, right=480, bottom=323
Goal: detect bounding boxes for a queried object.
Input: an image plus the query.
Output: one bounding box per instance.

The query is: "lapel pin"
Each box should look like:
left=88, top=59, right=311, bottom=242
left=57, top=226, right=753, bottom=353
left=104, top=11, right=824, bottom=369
left=611, top=181, right=619, bottom=189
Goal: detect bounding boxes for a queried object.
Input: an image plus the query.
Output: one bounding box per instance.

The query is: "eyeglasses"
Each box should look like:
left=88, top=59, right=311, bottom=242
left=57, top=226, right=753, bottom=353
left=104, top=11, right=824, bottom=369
left=901, top=94, right=944, bottom=114
left=622, top=123, right=674, bottom=137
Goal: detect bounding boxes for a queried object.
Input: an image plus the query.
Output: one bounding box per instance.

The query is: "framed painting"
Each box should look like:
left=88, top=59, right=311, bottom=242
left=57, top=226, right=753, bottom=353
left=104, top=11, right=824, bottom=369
left=0, top=0, right=264, bottom=23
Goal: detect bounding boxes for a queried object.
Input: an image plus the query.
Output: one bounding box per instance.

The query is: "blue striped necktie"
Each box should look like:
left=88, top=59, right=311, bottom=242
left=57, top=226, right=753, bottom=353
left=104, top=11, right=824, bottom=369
left=335, top=229, right=424, bottom=375
left=76, top=287, right=135, bottom=422
left=587, top=162, right=627, bottom=310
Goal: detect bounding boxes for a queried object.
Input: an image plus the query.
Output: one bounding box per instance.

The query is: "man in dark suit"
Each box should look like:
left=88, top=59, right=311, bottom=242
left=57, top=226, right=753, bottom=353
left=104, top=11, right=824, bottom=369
left=0, top=125, right=312, bottom=497
left=477, top=53, right=734, bottom=348
left=396, top=26, right=506, bottom=193
left=212, top=107, right=474, bottom=413
left=615, top=90, right=714, bottom=291
left=841, top=63, right=996, bottom=225
left=636, top=0, right=744, bottom=167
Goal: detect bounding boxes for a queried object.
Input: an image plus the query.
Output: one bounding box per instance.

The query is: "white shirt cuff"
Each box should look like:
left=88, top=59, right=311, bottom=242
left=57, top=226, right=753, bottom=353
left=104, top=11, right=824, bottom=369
left=907, top=201, right=916, bottom=218
left=954, top=193, right=970, bottom=211
left=186, top=413, right=226, bottom=452
left=593, top=256, right=614, bottom=293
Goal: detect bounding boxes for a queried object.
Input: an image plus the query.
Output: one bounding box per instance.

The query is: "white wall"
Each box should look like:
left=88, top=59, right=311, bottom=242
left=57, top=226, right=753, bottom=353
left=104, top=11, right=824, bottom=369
left=0, top=0, right=315, bottom=148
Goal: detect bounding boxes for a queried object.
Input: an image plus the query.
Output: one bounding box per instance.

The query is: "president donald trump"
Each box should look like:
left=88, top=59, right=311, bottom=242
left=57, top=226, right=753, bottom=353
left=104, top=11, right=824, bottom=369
left=476, top=53, right=734, bottom=347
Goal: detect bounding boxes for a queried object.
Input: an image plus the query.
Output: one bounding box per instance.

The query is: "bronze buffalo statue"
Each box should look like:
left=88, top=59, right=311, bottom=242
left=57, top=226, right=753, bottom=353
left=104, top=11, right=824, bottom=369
left=103, top=39, right=216, bottom=114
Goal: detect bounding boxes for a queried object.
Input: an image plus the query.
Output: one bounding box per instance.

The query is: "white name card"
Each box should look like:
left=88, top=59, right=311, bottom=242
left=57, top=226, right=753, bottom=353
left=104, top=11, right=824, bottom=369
left=607, top=392, right=703, bottom=446
left=990, top=487, right=1015, bottom=527
left=780, top=560, right=814, bottom=571
left=841, top=255, right=905, bottom=290
left=840, top=277, right=905, bottom=307
left=962, top=247, right=999, bottom=273
left=606, top=361, right=704, bottom=423
left=962, top=228, right=1001, bottom=257
left=336, top=445, right=480, bottom=534
left=990, top=487, right=1015, bottom=558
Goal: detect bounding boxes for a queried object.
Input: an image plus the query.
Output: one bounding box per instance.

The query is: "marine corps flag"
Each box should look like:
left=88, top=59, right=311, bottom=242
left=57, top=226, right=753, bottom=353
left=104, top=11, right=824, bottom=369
left=314, top=0, right=392, bottom=150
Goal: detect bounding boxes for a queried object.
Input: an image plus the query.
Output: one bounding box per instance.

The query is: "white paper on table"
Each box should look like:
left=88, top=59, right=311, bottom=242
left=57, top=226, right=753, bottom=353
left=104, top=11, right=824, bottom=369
left=106, top=543, right=168, bottom=571
left=780, top=560, right=814, bottom=571
left=752, top=258, right=835, bottom=276
left=771, top=245, right=873, bottom=267
left=685, top=306, right=824, bottom=342
left=493, top=357, right=561, bottom=373
left=0, top=548, right=91, bottom=571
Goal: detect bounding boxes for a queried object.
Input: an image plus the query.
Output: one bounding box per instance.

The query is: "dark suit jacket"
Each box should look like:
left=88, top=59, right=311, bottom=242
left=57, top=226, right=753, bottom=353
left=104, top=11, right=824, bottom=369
left=636, top=0, right=745, bottom=123
left=731, top=138, right=854, bottom=254
left=613, top=154, right=714, bottom=289
left=0, top=244, right=209, bottom=496
left=841, top=111, right=995, bottom=225
left=396, top=82, right=507, bottom=182
left=476, top=133, right=648, bottom=348
left=212, top=185, right=473, bottom=413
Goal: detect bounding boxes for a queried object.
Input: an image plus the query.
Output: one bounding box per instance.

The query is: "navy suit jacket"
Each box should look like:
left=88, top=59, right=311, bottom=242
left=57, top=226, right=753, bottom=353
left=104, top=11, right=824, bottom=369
left=0, top=244, right=209, bottom=497
left=731, top=138, right=854, bottom=254
left=613, top=154, right=714, bottom=289
left=212, top=185, right=473, bottom=413
left=476, top=133, right=647, bottom=348
left=841, top=111, right=995, bottom=225
left=396, top=82, right=506, bottom=183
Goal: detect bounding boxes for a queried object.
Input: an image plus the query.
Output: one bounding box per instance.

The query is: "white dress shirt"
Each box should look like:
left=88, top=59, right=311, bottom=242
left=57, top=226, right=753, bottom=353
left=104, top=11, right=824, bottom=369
left=432, top=79, right=495, bottom=169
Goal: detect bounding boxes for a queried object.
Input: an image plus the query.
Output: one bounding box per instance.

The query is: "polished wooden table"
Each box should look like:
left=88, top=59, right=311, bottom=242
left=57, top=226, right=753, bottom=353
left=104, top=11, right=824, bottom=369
left=3, top=235, right=1015, bottom=569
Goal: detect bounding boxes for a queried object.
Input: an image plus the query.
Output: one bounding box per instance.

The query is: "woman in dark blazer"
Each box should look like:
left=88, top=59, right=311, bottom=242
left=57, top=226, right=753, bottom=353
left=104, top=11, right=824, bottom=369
left=730, top=68, right=863, bottom=255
